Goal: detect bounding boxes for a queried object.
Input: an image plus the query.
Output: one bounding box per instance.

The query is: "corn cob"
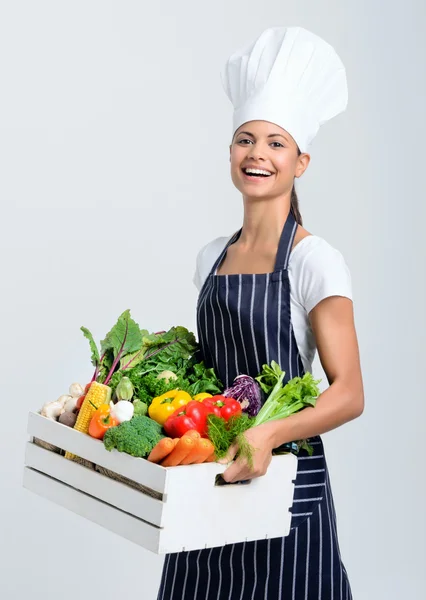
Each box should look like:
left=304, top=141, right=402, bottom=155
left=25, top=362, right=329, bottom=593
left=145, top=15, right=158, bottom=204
left=65, top=381, right=112, bottom=460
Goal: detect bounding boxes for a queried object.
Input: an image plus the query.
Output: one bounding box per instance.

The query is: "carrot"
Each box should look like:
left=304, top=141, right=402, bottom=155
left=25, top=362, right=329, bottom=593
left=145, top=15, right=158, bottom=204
left=205, top=452, right=217, bottom=463
left=180, top=438, right=215, bottom=465
left=147, top=438, right=175, bottom=463
left=161, top=436, right=196, bottom=467
left=182, top=429, right=201, bottom=441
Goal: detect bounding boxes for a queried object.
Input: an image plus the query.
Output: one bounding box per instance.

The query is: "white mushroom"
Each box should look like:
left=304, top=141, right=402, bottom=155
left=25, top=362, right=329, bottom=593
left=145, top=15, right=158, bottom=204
left=41, top=399, right=66, bottom=421
left=69, top=383, right=84, bottom=398
left=57, top=394, right=72, bottom=406
left=64, top=396, right=79, bottom=413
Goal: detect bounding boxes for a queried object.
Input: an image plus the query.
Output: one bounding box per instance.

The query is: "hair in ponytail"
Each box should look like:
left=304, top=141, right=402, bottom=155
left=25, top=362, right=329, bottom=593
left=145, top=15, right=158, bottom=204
left=290, top=186, right=303, bottom=226
left=290, top=147, right=303, bottom=225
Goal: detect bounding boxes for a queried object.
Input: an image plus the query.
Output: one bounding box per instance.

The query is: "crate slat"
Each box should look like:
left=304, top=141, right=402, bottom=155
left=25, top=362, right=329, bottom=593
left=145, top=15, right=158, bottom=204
left=23, top=467, right=162, bottom=553
left=27, top=412, right=167, bottom=494
left=25, top=442, right=165, bottom=527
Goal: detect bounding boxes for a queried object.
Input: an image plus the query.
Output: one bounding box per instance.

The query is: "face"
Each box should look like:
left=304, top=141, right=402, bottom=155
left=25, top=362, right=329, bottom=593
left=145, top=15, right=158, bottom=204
left=229, top=120, right=310, bottom=200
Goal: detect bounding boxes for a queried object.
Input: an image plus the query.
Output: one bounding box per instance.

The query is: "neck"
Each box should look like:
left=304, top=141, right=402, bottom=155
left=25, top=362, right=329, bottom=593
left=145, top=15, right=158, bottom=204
left=240, top=192, right=292, bottom=247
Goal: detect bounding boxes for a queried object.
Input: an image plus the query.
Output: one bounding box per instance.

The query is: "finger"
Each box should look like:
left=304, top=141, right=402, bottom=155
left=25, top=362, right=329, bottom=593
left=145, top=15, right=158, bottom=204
left=217, top=442, right=239, bottom=464
left=222, top=458, right=251, bottom=483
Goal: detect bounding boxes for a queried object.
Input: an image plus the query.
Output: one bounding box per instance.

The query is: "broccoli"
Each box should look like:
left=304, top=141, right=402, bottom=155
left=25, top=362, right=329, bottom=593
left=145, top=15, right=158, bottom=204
left=103, top=416, right=164, bottom=458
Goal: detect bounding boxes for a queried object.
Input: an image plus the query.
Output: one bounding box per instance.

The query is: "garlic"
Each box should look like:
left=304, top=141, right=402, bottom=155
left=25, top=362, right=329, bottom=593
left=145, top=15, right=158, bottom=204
left=110, top=400, right=134, bottom=424
left=69, top=383, right=84, bottom=398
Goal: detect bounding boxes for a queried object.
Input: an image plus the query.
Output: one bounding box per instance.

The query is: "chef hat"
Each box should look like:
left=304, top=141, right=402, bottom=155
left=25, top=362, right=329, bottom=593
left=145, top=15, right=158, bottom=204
left=221, top=27, right=348, bottom=152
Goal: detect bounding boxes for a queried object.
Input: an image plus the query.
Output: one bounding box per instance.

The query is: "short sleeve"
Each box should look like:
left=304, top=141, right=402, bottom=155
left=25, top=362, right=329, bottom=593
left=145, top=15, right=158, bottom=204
left=193, top=247, right=203, bottom=291
left=192, top=236, right=233, bottom=292
left=291, top=237, right=353, bottom=314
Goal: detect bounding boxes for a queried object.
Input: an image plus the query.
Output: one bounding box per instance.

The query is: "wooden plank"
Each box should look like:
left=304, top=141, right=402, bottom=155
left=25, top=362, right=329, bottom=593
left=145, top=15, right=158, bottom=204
left=25, top=442, right=165, bottom=527
left=23, top=467, right=162, bottom=554
left=27, top=412, right=167, bottom=494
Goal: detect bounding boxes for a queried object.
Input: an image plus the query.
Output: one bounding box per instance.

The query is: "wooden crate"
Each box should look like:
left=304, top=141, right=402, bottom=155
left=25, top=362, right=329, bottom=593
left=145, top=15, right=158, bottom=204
left=23, top=412, right=298, bottom=554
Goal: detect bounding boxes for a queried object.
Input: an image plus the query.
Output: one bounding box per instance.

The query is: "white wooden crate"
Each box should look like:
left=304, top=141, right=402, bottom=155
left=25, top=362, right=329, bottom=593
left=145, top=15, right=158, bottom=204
left=23, top=411, right=298, bottom=554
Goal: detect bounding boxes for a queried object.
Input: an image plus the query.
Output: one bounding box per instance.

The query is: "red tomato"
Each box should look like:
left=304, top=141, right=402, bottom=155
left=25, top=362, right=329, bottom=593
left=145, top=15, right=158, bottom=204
left=76, top=394, right=86, bottom=410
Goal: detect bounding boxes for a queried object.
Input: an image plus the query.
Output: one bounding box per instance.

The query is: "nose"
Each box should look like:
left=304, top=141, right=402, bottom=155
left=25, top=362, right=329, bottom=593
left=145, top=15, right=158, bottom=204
left=247, top=142, right=265, bottom=161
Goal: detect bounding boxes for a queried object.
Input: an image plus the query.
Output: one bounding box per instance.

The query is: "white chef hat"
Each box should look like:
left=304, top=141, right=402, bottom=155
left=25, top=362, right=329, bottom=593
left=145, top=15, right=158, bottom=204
left=221, top=27, right=348, bottom=152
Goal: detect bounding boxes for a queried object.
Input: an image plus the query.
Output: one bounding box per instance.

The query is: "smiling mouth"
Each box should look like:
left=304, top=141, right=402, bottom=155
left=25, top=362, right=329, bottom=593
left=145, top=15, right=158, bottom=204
left=242, top=167, right=274, bottom=179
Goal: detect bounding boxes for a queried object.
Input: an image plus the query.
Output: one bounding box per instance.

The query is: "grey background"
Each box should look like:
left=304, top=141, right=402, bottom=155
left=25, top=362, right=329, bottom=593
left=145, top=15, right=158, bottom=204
left=1, top=1, right=425, bottom=598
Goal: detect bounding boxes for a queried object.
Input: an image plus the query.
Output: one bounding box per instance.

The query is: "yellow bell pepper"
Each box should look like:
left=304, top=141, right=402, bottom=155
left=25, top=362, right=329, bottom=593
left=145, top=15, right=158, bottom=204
left=148, top=390, right=192, bottom=425
left=193, top=393, right=213, bottom=402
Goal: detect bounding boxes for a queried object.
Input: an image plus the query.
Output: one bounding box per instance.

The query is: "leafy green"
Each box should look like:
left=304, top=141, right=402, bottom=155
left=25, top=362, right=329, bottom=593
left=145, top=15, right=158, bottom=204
left=109, top=356, right=222, bottom=407
left=296, top=439, right=314, bottom=456
left=109, top=370, right=189, bottom=406
left=80, top=313, right=222, bottom=406
left=207, top=362, right=321, bottom=466
left=136, top=373, right=190, bottom=405
left=207, top=413, right=255, bottom=467
left=119, top=326, right=197, bottom=373
left=253, top=368, right=320, bottom=427
left=97, top=349, right=114, bottom=385
left=80, top=327, right=100, bottom=368
left=100, top=309, right=142, bottom=360
left=186, top=362, right=222, bottom=395
left=255, top=360, right=283, bottom=394
left=98, top=310, right=143, bottom=385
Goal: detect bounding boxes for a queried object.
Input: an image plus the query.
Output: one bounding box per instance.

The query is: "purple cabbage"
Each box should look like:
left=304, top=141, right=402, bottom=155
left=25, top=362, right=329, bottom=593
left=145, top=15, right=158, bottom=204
left=223, top=375, right=263, bottom=417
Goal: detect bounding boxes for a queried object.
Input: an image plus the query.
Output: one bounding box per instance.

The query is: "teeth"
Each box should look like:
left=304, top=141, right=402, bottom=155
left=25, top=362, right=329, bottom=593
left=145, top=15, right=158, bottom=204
left=244, top=168, right=272, bottom=176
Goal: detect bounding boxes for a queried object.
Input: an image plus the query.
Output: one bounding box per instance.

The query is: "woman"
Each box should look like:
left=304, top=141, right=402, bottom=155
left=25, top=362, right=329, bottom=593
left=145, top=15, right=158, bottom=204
left=157, top=26, right=363, bottom=599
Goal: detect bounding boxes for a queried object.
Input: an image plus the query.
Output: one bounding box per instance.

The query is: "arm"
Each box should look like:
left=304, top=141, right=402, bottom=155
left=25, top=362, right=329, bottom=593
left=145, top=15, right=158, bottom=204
left=266, top=295, right=364, bottom=448
left=221, top=295, right=364, bottom=482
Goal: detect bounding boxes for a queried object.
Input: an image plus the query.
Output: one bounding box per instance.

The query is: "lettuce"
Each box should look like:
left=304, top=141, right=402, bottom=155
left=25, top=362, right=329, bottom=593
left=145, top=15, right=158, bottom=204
left=253, top=362, right=321, bottom=427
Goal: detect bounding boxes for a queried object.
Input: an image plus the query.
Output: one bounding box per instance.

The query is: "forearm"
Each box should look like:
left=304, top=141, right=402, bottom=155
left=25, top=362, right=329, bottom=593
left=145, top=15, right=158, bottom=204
left=264, top=379, right=364, bottom=449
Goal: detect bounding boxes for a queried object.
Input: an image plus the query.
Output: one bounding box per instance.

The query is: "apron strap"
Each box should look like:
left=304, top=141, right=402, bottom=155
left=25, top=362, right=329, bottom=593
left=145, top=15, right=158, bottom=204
left=211, top=210, right=297, bottom=276
left=274, top=211, right=298, bottom=271
left=210, top=229, right=242, bottom=276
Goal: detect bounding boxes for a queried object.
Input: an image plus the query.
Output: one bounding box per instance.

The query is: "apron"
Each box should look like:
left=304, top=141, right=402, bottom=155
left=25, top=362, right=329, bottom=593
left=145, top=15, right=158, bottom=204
left=157, top=211, right=352, bottom=599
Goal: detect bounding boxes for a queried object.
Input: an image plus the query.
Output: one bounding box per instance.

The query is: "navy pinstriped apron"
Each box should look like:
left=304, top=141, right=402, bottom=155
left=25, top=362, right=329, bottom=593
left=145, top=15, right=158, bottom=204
left=157, top=211, right=352, bottom=599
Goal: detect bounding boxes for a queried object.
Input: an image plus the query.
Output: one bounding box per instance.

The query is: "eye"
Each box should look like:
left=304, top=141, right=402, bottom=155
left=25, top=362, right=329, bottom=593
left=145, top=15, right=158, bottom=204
left=270, top=141, right=284, bottom=148
left=237, top=138, right=253, bottom=145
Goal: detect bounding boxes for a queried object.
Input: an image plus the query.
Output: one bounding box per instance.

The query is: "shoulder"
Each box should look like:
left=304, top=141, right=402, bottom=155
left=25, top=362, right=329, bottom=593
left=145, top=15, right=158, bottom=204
left=290, top=234, right=349, bottom=268
left=193, top=234, right=233, bottom=291
left=289, top=235, right=352, bottom=314
left=197, top=235, right=232, bottom=264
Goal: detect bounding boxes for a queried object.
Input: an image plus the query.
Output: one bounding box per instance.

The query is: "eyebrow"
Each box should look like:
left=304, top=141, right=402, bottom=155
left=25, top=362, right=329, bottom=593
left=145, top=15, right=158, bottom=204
left=237, top=131, right=289, bottom=142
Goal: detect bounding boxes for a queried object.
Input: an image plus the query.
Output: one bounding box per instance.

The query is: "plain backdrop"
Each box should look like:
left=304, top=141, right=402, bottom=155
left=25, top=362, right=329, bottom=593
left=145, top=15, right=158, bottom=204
left=1, top=1, right=425, bottom=599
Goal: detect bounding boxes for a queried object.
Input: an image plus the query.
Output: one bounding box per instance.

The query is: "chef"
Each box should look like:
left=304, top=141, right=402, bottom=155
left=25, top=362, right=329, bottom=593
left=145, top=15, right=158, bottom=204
left=157, top=26, right=363, bottom=599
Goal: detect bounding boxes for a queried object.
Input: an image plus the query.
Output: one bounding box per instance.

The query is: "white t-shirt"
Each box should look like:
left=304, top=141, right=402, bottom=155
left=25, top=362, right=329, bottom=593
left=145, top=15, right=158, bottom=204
left=193, top=234, right=352, bottom=373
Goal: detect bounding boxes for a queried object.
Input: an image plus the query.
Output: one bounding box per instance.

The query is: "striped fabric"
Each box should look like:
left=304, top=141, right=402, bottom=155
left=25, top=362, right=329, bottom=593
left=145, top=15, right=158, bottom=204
left=157, top=211, right=352, bottom=599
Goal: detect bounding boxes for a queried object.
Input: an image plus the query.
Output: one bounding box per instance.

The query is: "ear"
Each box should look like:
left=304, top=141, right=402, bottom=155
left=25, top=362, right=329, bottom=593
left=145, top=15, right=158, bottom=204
left=295, top=153, right=310, bottom=178
left=229, top=144, right=232, bottom=161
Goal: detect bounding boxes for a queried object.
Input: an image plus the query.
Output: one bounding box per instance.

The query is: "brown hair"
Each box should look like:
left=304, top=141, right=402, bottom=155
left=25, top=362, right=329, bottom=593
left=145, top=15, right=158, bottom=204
left=290, top=147, right=303, bottom=225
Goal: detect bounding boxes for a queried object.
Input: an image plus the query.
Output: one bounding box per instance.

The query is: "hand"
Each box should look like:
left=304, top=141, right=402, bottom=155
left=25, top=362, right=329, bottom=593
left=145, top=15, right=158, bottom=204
left=218, top=423, right=275, bottom=483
